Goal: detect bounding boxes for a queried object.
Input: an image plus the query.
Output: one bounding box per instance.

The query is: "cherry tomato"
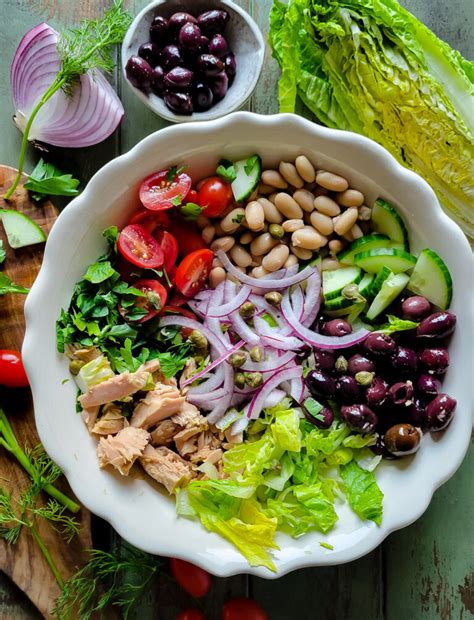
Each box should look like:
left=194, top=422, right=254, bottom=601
left=198, top=177, right=233, bottom=217
left=117, top=257, right=142, bottom=283
left=140, top=168, right=192, bottom=211
left=174, top=249, right=214, bottom=298
left=176, top=610, right=205, bottom=620
left=129, top=208, right=171, bottom=233
left=186, top=189, right=199, bottom=204
left=168, top=221, right=208, bottom=258
left=0, top=350, right=29, bottom=388
left=222, top=599, right=268, bottom=620
left=170, top=558, right=212, bottom=598
left=118, top=224, right=164, bottom=269
left=119, top=279, right=168, bottom=323
left=167, top=292, right=189, bottom=307
left=162, top=305, right=197, bottom=320
left=155, top=230, right=179, bottom=272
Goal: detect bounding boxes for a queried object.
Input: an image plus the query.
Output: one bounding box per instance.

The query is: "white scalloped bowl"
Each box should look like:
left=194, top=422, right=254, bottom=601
left=23, top=113, right=473, bottom=578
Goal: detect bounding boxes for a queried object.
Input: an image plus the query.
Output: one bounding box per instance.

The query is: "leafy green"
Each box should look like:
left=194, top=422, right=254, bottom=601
left=166, top=165, right=186, bottom=182
left=24, top=159, right=80, bottom=201
left=83, top=260, right=117, bottom=284
left=340, top=461, right=384, bottom=525
left=180, top=202, right=203, bottom=221
left=0, top=241, right=5, bottom=264
left=76, top=355, right=114, bottom=392
left=216, top=159, right=237, bottom=183
left=0, top=273, right=29, bottom=295
left=378, top=315, right=419, bottom=335
left=269, top=0, right=474, bottom=238
left=232, top=213, right=245, bottom=224
left=244, top=154, right=260, bottom=176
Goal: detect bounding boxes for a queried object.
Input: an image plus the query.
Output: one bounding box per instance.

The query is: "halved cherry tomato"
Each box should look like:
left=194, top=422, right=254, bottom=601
left=119, top=279, right=168, bottom=323
left=198, top=177, right=233, bottom=217
left=155, top=230, right=179, bottom=273
left=222, top=599, right=268, bottom=620
left=0, top=350, right=29, bottom=388
left=176, top=610, right=204, bottom=620
left=140, top=168, right=192, bottom=211
left=129, top=208, right=171, bottom=233
left=170, top=558, right=212, bottom=598
left=118, top=224, right=164, bottom=269
left=162, top=305, right=197, bottom=320
left=174, top=249, right=214, bottom=298
left=168, top=221, right=208, bottom=258
left=167, top=292, right=189, bottom=307
left=117, top=257, right=142, bottom=283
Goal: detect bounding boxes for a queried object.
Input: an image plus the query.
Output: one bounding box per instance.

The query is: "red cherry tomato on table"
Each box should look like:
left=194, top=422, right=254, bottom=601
left=129, top=208, right=171, bottom=233
left=118, top=224, right=164, bottom=269
left=155, top=230, right=179, bottom=273
left=168, top=221, right=208, bottom=258
left=140, top=169, right=192, bottom=211
left=176, top=610, right=205, bottom=620
left=174, top=249, right=214, bottom=298
left=0, top=350, right=29, bottom=388
left=222, top=598, right=268, bottom=620
left=170, top=558, right=212, bottom=598
left=119, top=279, right=168, bottom=323
left=198, top=177, right=233, bottom=217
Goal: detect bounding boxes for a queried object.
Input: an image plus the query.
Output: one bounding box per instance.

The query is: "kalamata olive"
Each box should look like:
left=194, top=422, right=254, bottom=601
left=163, top=91, right=194, bottom=114
left=418, top=347, right=450, bottom=375
left=160, top=45, right=184, bottom=70
left=125, top=56, right=153, bottom=89
left=208, top=34, right=229, bottom=57
left=322, top=318, right=352, bottom=337
left=209, top=71, right=228, bottom=100
left=391, top=346, right=418, bottom=374
left=371, top=436, right=398, bottom=460
left=224, top=53, right=237, bottom=79
left=150, top=15, right=169, bottom=45
left=384, top=423, right=422, bottom=456
left=388, top=380, right=414, bottom=405
left=138, top=42, right=161, bottom=67
left=363, top=332, right=396, bottom=356
left=313, top=349, right=336, bottom=371
left=303, top=403, right=334, bottom=429
left=416, top=374, right=441, bottom=400
left=406, top=398, right=425, bottom=426
left=199, top=35, right=210, bottom=52
left=417, top=312, right=457, bottom=339
left=401, top=296, right=431, bottom=320
left=169, top=12, right=197, bottom=36
left=197, top=9, right=230, bottom=36
left=179, top=23, right=202, bottom=52
left=305, top=369, right=337, bottom=398
left=424, top=393, right=457, bottom=431
left=150, top=66, right=165, bottom=95
left=347, top=354, right=375, bottom=375
left=163, top=66, right=194, bottom=91
left=196, top=54, right=224, bottom=76
left=341, top=404, right=378, bottom=434
left=366, top=376, right=389, bottom=407
left=193, top=82, right=214, bottom=111
left=337, top=375, right=360, bottom=401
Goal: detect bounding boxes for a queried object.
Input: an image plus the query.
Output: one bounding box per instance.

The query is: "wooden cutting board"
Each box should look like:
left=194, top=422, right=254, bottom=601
left=0, top=166, right=92, bottom=619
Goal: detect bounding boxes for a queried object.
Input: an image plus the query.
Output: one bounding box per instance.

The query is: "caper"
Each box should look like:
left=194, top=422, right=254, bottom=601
left=235, top=372, right=246, bottom=389
left=269, top=223, right=285, bottom=239
left=355, top=371, right=375, bottom=386
left=245, top=372, right=263, bottom=388
left=69, top=359, right=85, bottom=375
left=239, top=301, right=255, bottom=319
left=146, top=290, right=163, bottom=310
left=189, top=330, right=208, bottom=352
left=335, top=355, right=348, bottom=373
left=229, top=351, right=248, bottom=368
left=249, top=346, right=263, bottom=362
left=264, top=291, right=282, bottom=306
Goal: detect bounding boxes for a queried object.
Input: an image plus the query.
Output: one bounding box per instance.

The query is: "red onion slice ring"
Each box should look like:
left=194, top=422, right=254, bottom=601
left=247, top=366, right=303, bottom=419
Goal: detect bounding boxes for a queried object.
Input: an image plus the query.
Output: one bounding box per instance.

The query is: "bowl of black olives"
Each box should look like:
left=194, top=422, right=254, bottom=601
left=122, top=0, right=265, bottom=121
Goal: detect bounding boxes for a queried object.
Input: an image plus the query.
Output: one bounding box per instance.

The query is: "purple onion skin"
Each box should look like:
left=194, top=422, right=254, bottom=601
left=209, top=34, right=229, bottom=57
left=150, top=16, right=169, bottom=45
left=391, top=346, right=418, bottom=375
left=303, top=404, right=334, bottom=429
left=417, top=312, right=457, bottom=339
left=418, top=347, right=450, bottom=375
left=416, top=374, right=441, bottom=400
left=363, top=332, right=396, bottom=357
left=126, top=56, right=153, bottom=89
left=384, top=423, right=422, bottom=456
left=338, top=375, right=360, bottom=401
left=198, top=9, right=230, bottom=36
left=347, top=354, right=375, bottom=375
left=196, top=53, right=225, bottom=76
left=193, top=82, right=214, bottom=111
left=424, top=394, right=457, bottom=431
left=179, top=23, right=202, bottom=52
left=366, top=377, right=389, bottom=408
left=305, top=370, right=337, bottom=398
left=160, top=45, right=184, bottom=71
left=313, top=349, right=337, bottom=371
left=401, top=296, right=431, bottom=320
left=163, top=91, right=194, bottom=114
left=138, top=42, right=161, bottom=67
left=224, top=53, right=237, bottom=79
left=322, top=318, right=352, bottom=337
left=163, top=66, right=194, bottom=91
left=341, top=404, right=378, bottom=434
left=150, top=66, right=165, bottom=95
left=209, top=71, right=229, bottom=100
left=388, top=380, right=414, bottom=405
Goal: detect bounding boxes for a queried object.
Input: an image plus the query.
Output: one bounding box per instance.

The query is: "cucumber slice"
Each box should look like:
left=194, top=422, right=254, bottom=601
left=0, top=210, right=46, bottom=249
left=324, top=295, right=357, bottom=311
left=354, top=248, right=417, bottom=274
left=325, top=301, right=366, bottom=318
left=322, top=266, right=362, bottom=300
left=231, top=155, right=262, bottom=203
left=371, top=199, right=409, bottom=250
left=369, top=266, right=393, bottom=298
left=366, top=273, right=410, bottom=321
left=337, top=234, right=394, bottom=265
left=407, top=248, right=453, bottom=309
left=358, top=273, right=375, bottom=297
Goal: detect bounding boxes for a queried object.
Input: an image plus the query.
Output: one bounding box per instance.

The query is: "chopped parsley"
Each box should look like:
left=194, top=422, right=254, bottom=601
left=232, top=213, right=245, bottom=224
left=180, top=202, right=203, bottom=221
left=216, top=159, right=237, bottom=183
left=244, top=154, right=260, bottom=175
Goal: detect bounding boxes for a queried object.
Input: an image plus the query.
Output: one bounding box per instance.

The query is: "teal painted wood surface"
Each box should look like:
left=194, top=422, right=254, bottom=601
left=0, top=0, right=473, bottom=618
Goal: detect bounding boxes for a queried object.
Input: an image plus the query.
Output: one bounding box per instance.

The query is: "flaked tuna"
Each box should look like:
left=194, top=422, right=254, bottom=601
left=130, top=383, right=185, bottom=429
left=92, top=404, right=127, bottom=435
left=97, top=426, right=149, bottom=475
left=139, top=445, right=196, bottom=493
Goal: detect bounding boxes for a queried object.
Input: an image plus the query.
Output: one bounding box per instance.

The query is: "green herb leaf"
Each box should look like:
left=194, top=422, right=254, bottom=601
left=0, top=273, right=29, bottom=295
left=83, top=261, right=117, bottom=284
left=379, top=315, right=419, bottom=335
left=216, top=159, right=237, bottom=182
left=232, top=213, right=245, bottom=224
left=261, top=312, right=278, bottom=328
left=319, top=542, right=334, bottom=550
left=171, top=194, right=183, bottom=207
left=244, top=154, right=259, bottom=175
left=180, top=202, right=203, bottom=221
left=103, top=225, right=119, bottom=251
left=166, top=165, right=186, bottom=182
left=24, top=159, right=80, bottom=201
left=0, top=241, right=5, bottom=264
left=154, top=352, right=188, bottom=378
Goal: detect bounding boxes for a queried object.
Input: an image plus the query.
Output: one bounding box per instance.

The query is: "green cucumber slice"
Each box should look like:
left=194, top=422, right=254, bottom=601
left=325, top=301, right=367, bottom=318
left=358, top=273, right=375, bottom=297
left=0, top=210, right=46, bottom=249
left=366, top=273, right=410, bottom=321
left=369, top=266, right=393, bottom=298
left=371, top=199, right=409, bottom=250
left=322, top=266, right=362, bottom=300
left=337, top=234, right=394, bottom=265
left=324, top=295, right=357, bottom=311
left=407, top=248, right=453, bottom=309
left=354, top=248, right=417, bottom=274
left=231, top=155, right=262, bottom=203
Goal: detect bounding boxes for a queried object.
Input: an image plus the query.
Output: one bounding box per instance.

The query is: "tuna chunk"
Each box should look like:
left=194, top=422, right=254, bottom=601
left=190, top=447, right=224, bottom=465
left=172, top=401, right=208, bottom=430
left=150, top=419, right=180, bottom=446
left=81, top=405, right=100, bottom=431
left=139, top=445, right=195, bottom=493
left=92, top=404, right=127, bottom=436
left=97, top=427, right=149, bottom=475
left=130, top=383, right=185, bottom=429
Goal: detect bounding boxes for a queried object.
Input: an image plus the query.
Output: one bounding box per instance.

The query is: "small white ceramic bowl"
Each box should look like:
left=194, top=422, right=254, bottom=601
left=122, top=0, right=265, bottom=122
left=23, top=113, right=473, bottom=577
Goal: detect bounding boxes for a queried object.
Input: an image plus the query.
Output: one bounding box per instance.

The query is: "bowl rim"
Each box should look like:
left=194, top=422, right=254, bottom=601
left=23, top=112, right=474, bottom=577
left=121, top=0, right=266, bottom=123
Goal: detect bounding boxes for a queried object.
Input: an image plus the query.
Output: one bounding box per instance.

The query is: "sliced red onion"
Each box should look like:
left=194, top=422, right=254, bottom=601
left=291, top=285, right=305, bottom=321
left=301, top=272, right=322, bottom=326
left=280, top=291, right=369, bottom=350
left=185, top=367, right=224, bottom=395
left=186, top=299, right=206, bottom=318
left=289, top=377, right=305, bottom=403
left=160, top=316, right=226, bottom=357
left=187, top=387, right=226, bottom=408
left=254, top=316, right=305, bottom=350
left=241, top=350, right=296, bottom=372
left=181, top=340, right=244, bottom=388
left=11, top=23, right=123, bottom=147
left=207, top=284, right=251, bottom=317
left=263, top=389, right=288, bottom=409
left=229, top=310, right=261, bottom=346
left=247, top=366, right=303, bottom=419
left=204, top=284, right=231, bottom=346
left=230, top=414, right=250, bottom=436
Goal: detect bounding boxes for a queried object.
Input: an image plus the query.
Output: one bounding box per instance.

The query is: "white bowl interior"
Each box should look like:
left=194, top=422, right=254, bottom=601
left=23, top=113, right=473, bottom=577
left=121, top=0, right=265, bottom=122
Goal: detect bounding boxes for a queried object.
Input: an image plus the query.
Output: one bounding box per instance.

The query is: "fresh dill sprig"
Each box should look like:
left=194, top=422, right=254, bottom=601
left=31, top=500, right=80, bottom=543
left=0, top=488, right=25, bottom=544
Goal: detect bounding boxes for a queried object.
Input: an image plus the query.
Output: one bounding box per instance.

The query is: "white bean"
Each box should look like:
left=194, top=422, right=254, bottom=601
left=201, top=225, right=215, bottom=245
left=250, top=255, right=262, bottom=267
left=261, top=170, right=288, bottom=189
left=250, top=232, right=279, bottom=256
left=268, top=192, right=278, bottom=204
left=279, top=162, right=304, bottom=188
left=292, top=227, right=325, bottom=250
left=214, top=222, right=226, bottom=237
left=284, top=254, right=298, bottom=268
left=358, top=206, right=372, bottom=221
left=221, top=208, right=246, bottom=233
left=209, top=267, right=226, bottom=288
left=248, top=188, right=259, bottom=202
left=316, top=170, right=349, bottom=192
left=212, top=257, right=223, bottom=268
left=313, top=187, right=328, bottom=198
left=258, top=197, right=283, bottom=224
left=210, top=236, right=235, bottom=252
left=314, top=195, right=341, bottom=217
left=196, top=215, right=210, bottom=230
left=245, top=201, right=265, bottom=232
left=240, top=231, right=254, bottom=245
left=321, top=258, right=340, bottom=271
left=310, top=212, right=334, bottom=236
left=328, top=239, right=344, bottom=255
left=295, top=155, right=316, bottom=183
left=293, top=189, right=315, bottom=213
left=230, top=244, right=253, bottom=268
left=282, top=219, right=304, bottom=233
left=291, top=246, right=312, bottom=260
left=274, top=193, right=303, bottom=219
left=258, top=183, right=274, bottom=195
left=350, top=223, right=364, bottom=239
left=262, top=245, right=290, bottom=272
left=334, top=207, right=359, bottom=235
left=336, top=189, right=365, bottom=207
left=251, top=265, right=270, bottom=278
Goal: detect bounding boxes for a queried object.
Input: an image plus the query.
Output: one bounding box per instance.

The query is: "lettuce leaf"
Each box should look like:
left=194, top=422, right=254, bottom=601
left=340, top=461, right=384, bottom=525
left=75, top=354, right=114, bottom=392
